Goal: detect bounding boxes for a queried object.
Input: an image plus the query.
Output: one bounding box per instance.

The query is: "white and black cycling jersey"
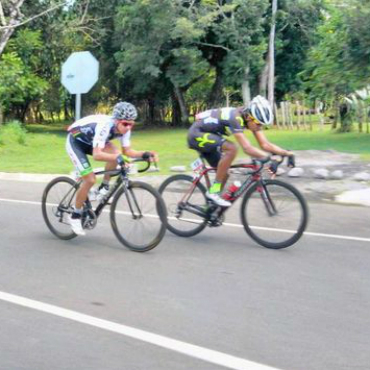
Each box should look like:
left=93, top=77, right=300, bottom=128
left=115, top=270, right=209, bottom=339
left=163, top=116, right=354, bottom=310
left=67, top=114, right=131, bottom=148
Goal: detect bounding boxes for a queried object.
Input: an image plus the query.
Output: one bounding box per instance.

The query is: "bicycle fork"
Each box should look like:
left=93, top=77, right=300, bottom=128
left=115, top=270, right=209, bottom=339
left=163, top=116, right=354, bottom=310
left=258, top=182, right=278, bottom=216
left=124, top=186, right=143, bottom=220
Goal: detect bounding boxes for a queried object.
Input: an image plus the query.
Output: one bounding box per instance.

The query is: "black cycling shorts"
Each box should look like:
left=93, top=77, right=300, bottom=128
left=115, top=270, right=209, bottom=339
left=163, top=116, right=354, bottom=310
left=187, top=127, right=226, bottom=167
left=66, top=134, right=94, bottom=176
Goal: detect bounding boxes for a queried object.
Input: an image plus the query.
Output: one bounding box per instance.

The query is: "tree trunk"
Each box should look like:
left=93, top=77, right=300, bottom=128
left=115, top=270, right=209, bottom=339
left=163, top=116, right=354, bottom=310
left=267, top=0, right=278, bottom=106
left=274, top=103, right=280, bottom=129
left=258, top=55, right=269, bottom=97
left=241, top=67, right=251, bottom=106
left=316, top=100, right=325, bottom=131
left=0, top=0, right=26, bottom=56
left=357, top=101, right=364, bottom=133
left=296, top=101, right=301, bottom=130
left=208, top=65, right=224, bottom=107
left=171, top=92, right=181, bottom=127
left=173, top=85, right=189, bottom=126
left=281, top=102, right=286, bottom=128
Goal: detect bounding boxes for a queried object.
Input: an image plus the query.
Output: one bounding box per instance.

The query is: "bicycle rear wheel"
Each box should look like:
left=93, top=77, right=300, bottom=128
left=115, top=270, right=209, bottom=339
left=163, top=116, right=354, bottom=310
left=110, top=181, right=167, bottom=252
left=158, top=174, right=208, bottom=237
left=241, top=179, right=308, bottom=249
left=41, top=176, right=78, bottom=240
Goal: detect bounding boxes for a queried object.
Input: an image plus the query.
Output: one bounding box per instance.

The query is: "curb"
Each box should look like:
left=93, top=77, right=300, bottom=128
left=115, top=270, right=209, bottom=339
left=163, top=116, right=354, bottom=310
left=0, top=172, right=65, bottom=183
left=0, top=171, right=169, bottom=186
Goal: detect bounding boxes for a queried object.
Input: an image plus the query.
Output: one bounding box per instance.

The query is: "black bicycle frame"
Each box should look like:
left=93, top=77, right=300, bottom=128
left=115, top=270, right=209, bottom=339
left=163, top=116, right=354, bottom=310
left=92, top=169, right=126, bottom=217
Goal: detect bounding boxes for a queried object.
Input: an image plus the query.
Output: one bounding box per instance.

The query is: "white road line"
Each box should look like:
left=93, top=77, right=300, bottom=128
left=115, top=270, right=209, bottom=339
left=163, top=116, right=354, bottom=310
left=167, top=217, right=370, bottom=243
left=0, top=291, right=281, bottom=370
left=0, top=198, right=41, bottom=206
left=2, top=197, right=370, bottom=243
left=221, top=222, right=370, bottom=243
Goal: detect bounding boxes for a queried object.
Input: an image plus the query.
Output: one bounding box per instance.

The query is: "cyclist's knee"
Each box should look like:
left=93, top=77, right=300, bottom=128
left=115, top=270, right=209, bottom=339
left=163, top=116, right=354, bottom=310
left=222, top=141, right=237, bottom=157
left=82, top=173, right=96, bottom=187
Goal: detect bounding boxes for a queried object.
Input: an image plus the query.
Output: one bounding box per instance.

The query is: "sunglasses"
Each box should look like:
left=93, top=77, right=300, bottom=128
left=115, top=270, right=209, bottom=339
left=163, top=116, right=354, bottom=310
left=118, top=120, right=135, bottom=128
left=248, top=115, right=261, bottom=126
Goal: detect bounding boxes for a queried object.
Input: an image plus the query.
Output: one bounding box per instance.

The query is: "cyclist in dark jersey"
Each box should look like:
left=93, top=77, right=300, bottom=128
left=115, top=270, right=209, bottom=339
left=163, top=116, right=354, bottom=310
left=188, top=95, right=295, bottom=206
left=66, top=101, right=158, bottom=235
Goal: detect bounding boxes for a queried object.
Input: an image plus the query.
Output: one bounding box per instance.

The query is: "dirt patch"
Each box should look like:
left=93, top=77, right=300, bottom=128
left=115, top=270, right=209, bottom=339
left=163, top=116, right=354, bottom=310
left=277, top=150, right=370, bottom=204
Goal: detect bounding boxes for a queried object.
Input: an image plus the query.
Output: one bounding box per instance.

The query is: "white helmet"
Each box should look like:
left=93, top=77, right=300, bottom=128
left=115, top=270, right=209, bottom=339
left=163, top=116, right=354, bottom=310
left=112, top=101, right=138, bottom=120
left=244, top=95, right=273, bottom=126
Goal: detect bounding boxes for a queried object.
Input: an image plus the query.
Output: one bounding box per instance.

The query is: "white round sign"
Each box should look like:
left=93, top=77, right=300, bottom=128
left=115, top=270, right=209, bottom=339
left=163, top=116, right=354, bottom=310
left=61, top=51, right=99, bottom=94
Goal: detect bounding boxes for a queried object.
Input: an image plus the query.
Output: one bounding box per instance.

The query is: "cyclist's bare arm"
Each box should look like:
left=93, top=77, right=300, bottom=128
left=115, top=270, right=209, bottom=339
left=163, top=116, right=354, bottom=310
left=252, top=131, right=293, bottom=156
left=122, top=146, right=159, bottom=162
left=234, top=132, right=269, bottom=159
left=93, top=146, right=121, bottom=162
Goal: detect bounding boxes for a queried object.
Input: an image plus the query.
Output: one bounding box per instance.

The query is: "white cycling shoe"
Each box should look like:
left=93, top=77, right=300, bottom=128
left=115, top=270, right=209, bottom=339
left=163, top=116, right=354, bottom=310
left=69, top=215, right=86, bottom=236
left=206, top=192, right=231, bottom=207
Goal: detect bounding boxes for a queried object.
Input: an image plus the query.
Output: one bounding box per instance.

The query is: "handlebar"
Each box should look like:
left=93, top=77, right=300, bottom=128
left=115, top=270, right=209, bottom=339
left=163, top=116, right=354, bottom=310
left=92, top=155, right=158, bottom=178
left=122, top=154, right=158, bottom=174
left=249, top=155, right=287, bottom=174
left=129, top=157, right=157, bottom=173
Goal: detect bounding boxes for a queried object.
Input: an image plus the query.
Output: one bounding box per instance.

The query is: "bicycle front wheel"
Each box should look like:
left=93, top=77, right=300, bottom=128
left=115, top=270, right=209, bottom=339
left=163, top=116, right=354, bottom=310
left=41, top=176, right=78, bottom=240
left=241, top=179, right=308, bottom=249
left=110, top=181, right=167, bottom=252
left=158, top=174, right=208, bottom=237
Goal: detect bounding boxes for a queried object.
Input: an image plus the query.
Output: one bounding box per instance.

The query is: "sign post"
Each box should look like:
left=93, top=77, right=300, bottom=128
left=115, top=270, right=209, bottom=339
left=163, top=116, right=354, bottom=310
left=61, top=51, right=99, bottom=120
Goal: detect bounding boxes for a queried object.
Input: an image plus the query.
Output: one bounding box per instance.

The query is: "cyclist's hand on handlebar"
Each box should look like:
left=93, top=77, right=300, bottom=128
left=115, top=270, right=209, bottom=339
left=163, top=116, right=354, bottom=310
left=116, top=154, right=125, bottom=166
left=267, top=159, right=279, bottom=176
left=142, top=151, right=159, bottom=163
left=287, top=154, right=295, bottom=168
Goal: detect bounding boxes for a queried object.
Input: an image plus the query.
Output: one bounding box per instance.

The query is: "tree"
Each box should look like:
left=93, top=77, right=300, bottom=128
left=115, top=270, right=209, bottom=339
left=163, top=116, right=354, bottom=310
left=267, top=0, right=277, bottom=105
left=301, top=0, right=370, bottom=131
left=0, top=0, right=68, bottom=56
left=114, top=0, right=209, bottom=125
left=272, top=0, right=326, bottom=101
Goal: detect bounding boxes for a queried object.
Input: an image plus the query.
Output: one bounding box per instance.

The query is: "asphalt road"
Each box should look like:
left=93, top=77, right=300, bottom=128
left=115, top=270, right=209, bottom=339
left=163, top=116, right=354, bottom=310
left=0, top=179, right=369, bottom=370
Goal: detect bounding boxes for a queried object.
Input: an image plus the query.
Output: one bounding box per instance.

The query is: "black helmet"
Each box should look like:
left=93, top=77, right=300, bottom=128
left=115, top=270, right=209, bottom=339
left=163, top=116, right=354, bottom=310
left=112, top=102, right=138, bottom=120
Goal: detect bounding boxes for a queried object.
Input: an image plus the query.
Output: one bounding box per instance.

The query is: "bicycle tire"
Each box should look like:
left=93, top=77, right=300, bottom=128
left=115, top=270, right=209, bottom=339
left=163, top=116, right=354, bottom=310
left=110, top=181, right=167, bottom=252
left=41, top=176, right=78, bottom=240
left=240, top=179, right=308, bottom=249
left=158, top=174, right=208, bottom=237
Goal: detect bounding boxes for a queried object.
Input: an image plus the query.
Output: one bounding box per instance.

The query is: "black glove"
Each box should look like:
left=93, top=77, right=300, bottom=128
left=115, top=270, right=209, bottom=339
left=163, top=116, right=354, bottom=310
left=287, top=154, right=295, bottom=168
left=142, top=151, right=152, bottom=160
left=116, top=155, right=125, bottom=166
left=268, top=159, right=279, bottom=174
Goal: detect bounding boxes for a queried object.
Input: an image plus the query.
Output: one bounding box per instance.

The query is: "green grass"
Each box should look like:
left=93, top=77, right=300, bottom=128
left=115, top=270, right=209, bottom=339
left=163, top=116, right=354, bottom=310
left=0, top=123, right=369, bottom=174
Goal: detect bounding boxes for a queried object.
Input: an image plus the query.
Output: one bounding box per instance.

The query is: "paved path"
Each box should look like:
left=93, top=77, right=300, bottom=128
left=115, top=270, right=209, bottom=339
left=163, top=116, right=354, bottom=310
left=0, top=179, right=369, bottom=370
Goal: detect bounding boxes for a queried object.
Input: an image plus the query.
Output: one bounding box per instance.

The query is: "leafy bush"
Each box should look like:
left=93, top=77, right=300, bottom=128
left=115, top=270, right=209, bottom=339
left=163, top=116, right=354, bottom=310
left=0, top=121, right=27, bottom=145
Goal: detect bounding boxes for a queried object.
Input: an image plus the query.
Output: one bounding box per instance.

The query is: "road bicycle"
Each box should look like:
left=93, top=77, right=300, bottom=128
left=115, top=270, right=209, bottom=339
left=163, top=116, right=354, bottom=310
left=158, top=156, right=308, bottom=249
left=42, top=159, right=167, bottom=252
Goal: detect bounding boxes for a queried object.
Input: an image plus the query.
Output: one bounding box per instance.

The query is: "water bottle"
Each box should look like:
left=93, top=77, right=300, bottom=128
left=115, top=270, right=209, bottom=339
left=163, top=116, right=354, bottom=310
left=222, top=181, right=241, bottom=201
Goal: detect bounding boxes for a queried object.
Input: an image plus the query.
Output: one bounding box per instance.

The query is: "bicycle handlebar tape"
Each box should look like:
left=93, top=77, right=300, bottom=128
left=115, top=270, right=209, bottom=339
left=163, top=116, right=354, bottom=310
left=254, top=156, right=271, bottom=165
left=116, top=155, right=125, bottom=166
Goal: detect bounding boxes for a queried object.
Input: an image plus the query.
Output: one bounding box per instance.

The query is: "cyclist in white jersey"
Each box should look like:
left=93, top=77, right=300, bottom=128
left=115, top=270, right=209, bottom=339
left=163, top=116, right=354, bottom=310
left=66, top=102, right=158, bottom=236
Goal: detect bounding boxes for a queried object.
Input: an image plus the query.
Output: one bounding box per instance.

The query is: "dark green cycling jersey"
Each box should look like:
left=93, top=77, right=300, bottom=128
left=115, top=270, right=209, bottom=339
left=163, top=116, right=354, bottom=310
left=192, top=107, right=245, bottom=136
